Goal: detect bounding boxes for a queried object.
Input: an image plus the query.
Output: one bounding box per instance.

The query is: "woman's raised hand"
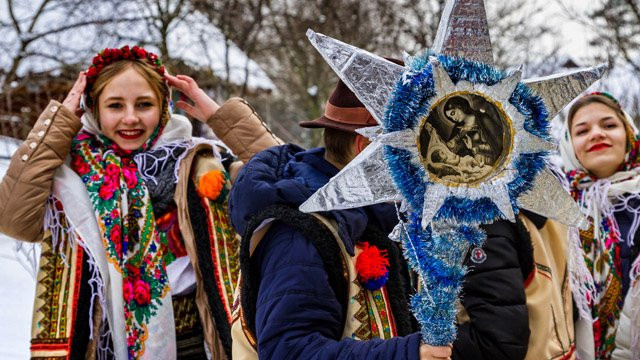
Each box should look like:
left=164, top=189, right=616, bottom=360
left=165, top=74, right=220, bottom=122
left=62, top=72, right=86, bottom=118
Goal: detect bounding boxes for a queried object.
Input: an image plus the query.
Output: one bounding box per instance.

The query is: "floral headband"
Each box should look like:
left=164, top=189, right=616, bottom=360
left=85, top=45, right=165, bottom=96
left=584, top=91, right=622, bottom=110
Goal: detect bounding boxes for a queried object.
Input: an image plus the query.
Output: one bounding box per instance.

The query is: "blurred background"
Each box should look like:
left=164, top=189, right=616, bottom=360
left=0, top=0, right=639, bottom=358
left=1, top=0, right=639, bottom=148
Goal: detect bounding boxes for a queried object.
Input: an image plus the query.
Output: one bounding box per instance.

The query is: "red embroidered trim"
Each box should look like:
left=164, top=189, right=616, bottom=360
left=66, top=242, right=85, bottom=357
left=31, top=342, right=70, bottom=351
left=200, top=196, right=232, bottom=324
left=558, top=344, right=576, bottom=360
left=381, top=286, right=398, bottom=337
left=524, top=268, right=535, bottom=288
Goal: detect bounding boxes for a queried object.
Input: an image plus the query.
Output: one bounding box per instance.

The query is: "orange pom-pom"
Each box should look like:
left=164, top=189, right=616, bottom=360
left=197, top=170, right=226, bottom=200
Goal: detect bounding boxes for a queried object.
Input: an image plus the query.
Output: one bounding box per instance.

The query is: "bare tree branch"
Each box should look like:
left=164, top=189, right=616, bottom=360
left=26, top=0, right=52, bottom=34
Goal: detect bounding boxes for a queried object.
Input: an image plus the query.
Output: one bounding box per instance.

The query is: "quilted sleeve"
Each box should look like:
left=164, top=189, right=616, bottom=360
left=0, top=101, right=82, bottom=242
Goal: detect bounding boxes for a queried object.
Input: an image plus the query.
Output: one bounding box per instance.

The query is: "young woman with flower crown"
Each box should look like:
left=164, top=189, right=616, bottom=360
left=559, top=92, right=640, bottom=360
left=0, top=45, right=281, bottom=359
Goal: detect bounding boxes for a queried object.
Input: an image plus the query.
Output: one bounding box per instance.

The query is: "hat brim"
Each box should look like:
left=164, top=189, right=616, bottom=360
left=299, top=115, right=375, bottom=133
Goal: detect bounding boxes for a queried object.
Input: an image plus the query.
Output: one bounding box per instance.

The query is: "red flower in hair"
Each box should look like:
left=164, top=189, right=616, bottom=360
left=85, top=45, right=165, bottom=92
left=92, top=56, right=103, bottom=66
left=86, top=67, right=98, bottom=78
left=133, top=46, right=147, bottom=58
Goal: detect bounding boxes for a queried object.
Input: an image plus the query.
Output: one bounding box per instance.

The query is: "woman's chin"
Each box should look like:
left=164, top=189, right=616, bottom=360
left=583, top=156, right=624, bottom=178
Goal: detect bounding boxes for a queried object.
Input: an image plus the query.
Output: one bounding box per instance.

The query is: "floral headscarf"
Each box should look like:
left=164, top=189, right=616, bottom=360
left=559, top=92, right=640, bottom=359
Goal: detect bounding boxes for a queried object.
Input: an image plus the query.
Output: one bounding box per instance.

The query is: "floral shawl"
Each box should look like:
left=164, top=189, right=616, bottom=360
left=560, top=115, right=640, bottom=359
left=69, top=106, right=188, bottom=359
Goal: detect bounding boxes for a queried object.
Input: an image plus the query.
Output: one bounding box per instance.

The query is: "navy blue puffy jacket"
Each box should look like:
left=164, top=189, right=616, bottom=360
left=229, top=144, right=421, bottom=359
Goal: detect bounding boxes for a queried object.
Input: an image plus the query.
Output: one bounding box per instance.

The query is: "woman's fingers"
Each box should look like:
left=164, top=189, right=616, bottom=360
left=167, top=74, right=220, bottom=122
left=176, top=74, right=196, bottom=85
left=419, top=344, right=452, bottom=360
left=175, top=100, right=197, bottom=116
left=70, top=72, right=86, bottom=95
left=166, top=74, right=203, bottom=105
left=62, top=72, right=87, bottom=116
left=166, top=74, right=196, bottom=90
left=165, top=74, right=190, bottom=91
left=70, top=73, right=86, bottom=93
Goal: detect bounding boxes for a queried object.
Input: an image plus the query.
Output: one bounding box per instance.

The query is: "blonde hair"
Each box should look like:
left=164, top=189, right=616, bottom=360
left=88, top=60, right=169, bottom=125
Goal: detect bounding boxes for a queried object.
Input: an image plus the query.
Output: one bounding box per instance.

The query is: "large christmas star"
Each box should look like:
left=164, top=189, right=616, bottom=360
left=300, top=0, right=605, bottom=346
left=300, top=0, right=602, bottom=230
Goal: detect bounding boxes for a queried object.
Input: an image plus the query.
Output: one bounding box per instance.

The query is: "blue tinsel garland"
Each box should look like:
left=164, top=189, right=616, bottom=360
left=383, top=52, right=550, bottom=345
left=401, top=213, right=486, bottom=345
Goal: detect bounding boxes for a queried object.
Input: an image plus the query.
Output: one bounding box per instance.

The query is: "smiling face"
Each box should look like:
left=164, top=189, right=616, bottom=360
left=97, top=66, right=161, bottom=150
left=570, top=102, right=628, bottom=178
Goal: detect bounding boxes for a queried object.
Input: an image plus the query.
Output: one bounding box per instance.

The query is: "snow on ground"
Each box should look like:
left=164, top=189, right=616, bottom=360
left=0, top=136, right=38, bottom=360
left=0, top=235, right=37, bottom=360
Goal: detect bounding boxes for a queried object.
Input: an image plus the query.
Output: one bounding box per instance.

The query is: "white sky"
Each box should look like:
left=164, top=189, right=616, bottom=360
left=539, top=0, right=603, bottom=60
left=486, top=0, right=605, bottom=63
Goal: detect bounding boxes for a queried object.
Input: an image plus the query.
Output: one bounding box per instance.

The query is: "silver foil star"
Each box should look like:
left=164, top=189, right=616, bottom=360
left=300, top=0, right=604, bottom=230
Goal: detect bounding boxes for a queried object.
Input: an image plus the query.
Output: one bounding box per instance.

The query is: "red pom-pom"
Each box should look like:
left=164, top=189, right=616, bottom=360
left=355, top=243, right=389, bottom=281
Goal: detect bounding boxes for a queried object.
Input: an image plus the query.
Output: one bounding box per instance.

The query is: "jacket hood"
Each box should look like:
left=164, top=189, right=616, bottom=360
left=229, top=144, right=397, bottom=255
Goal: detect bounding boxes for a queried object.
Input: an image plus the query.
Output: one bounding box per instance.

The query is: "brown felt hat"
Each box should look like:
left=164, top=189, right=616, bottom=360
left=300, top=58, right=404, bottom=134
left=299, top=79, right=377, bottom=133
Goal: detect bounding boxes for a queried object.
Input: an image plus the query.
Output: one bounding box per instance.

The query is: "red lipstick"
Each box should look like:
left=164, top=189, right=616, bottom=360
left=117, top=130, right=144, bottom=140
left=588, top=143, right=611, bottom=152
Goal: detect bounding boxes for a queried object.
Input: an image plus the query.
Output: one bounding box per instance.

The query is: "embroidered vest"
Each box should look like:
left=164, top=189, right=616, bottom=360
left=230, top=205, right=414, bottom=359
